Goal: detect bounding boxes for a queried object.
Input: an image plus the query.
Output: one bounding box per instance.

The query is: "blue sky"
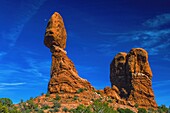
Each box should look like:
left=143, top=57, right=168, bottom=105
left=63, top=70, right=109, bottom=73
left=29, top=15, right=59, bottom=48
left=0, top=0, right=170, bottom=106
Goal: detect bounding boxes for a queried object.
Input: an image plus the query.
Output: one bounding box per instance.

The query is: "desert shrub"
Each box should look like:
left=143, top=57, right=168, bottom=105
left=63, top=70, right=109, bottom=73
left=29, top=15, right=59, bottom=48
left=37, top=109, right=44, bottom=113
left=27, top=99, right=38, bottom=110
left=73, top=96, right=79, bottom=100
left=69, top=104, right=92, bottom=113
left=134, top=103, right=139, bottom=108
left=42, top=104, right=50, bottom=110
left=138, top=108, right=147, bottom=113
left=54, top=107, right=59, bottom=112
left=62, top=107, right=68, bottom=112
left=70, top=100, right=117, bottom=113
left=9, top=107, right=21, bottom=113
left=107, top=99, right=113, bottom=103
left=46, top=92, right=50, bottom=97
left=55, top=94, right=61, bottom=101
left=0, top=98, right=21, bottom=113
left=25, top=109, right=31, bottom=113
left=0, top=105, right=9, bottom=113
left=92, top=100, right=118, bottom=113
left=148, top=108, right=155, bottom=113
left=117, top=108, right=134, bottom=113
left=158, top=105, right=169, bottom=113
left=53, top=101, right=61, bottom=108
left=76, top=88, right=84, bottom=93
left=0, top=98, right=13, bottom=107
left=96, top=91, right=101, bottom=95
left=30, top=97, right=33, bottom=100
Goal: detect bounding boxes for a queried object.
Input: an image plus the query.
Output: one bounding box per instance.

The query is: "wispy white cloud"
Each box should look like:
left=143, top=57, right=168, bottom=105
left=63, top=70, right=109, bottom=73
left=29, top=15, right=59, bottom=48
left=0, top=0, right=47, bottom=48
left=97, top=29, right=170, bottom=58
left=0, top=82, right=26, bottom=86
left=0, top=52, right=7, bottom=59
left=0, top=82, right=26, bottom=90
left=76, top=65, right=98, bottom=73
left=0, top=58, right=50, bottom=87
left=143, top=13, right=170, bottom=28
left=153, top=80, right=170, bottom=88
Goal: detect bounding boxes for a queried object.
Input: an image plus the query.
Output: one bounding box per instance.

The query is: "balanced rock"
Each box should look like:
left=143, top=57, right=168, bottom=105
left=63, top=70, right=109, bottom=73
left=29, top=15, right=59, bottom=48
left=44, top=12, right=67, bottom=49
left=44, top=12, right=93, bottom=93
left=110, top=48, right=157, bottom=109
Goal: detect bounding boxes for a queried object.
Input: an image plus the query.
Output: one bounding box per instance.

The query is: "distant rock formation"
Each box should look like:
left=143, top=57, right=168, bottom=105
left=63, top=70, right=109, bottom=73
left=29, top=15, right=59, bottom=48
left=110, top=48, right=157, bottom=108
left=44, top=12, right=94, bottom=94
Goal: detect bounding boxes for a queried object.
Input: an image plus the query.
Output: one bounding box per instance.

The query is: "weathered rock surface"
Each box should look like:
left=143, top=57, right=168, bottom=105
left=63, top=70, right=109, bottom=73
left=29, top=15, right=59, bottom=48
left=44, top=12, right=67, bottom=49
left=44, top=12, right=94, bottom=94
left=110, top=48, right=157, bottom=109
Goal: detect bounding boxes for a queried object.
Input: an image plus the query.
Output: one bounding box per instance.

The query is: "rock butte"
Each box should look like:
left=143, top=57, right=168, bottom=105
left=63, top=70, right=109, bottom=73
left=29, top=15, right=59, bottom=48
left=44, top=12, right=157, bottom=110
left=110, top=48, right=157, bottom=109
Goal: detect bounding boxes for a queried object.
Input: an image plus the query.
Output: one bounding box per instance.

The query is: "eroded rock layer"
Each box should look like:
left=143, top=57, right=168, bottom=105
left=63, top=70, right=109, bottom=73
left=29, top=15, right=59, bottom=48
left=44, top=12, right=93, bottom=94
left=110, top=48, right=157, bottom=109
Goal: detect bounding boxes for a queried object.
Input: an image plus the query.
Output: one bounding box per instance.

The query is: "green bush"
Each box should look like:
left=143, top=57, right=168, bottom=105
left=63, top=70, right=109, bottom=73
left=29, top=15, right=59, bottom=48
left=53, top=101, right=61, bottom=108
left=76, top=88, right=84, bottom=93
left=107, top=99, right=113, bottom=103
left=73, top=96, right=79, bottom=101
left=62, top=107, right=68, bottom=112
left=92, top=100, right=117, bottom=113
left=54, top=107, right=59, bottom=112
left=0, top=98, right=13, bottom=107
left=37, top=109, right=44, bottom=113
left=69, top=104, right=92, bottom=113
left=0, top=105, right=9, bottom=113
left=158, top=105, right=169, bottom=113
left=42, top=104, right=50, bottom=110
left=0, top=98, right=21, bottom=113
left=46, top=92, right=50, bottom=97
left=138, top=108, right=147, bottom=113
left=117, top=108, right=134, bottom=113
left=134, top=103, right=139, bottom=108
left=55, top=94, right=61, bottom=101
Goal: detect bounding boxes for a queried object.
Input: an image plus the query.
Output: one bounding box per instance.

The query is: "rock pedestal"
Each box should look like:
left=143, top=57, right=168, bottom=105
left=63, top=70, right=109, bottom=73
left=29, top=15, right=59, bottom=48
left=44, top=12, right=93, bottom=94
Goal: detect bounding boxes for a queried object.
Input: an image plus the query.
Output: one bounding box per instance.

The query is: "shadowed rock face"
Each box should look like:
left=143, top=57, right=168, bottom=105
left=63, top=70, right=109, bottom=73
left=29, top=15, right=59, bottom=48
left=110, top=52, right=127, bottom=90
left=110, top=48, right=157, bottom=108
left=44, top=12, right=94, bottom=94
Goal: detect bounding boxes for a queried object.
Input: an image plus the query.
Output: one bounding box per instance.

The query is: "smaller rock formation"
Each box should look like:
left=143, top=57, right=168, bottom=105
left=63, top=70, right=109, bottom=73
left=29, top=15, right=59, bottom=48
left=44, top=12, right=94, bottom=94
left=110, top=48, right=157, bottom=109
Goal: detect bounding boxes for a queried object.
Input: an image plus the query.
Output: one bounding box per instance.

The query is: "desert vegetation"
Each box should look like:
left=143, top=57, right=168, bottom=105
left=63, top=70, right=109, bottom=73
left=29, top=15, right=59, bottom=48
left=0, top=97, right=170, bottom=113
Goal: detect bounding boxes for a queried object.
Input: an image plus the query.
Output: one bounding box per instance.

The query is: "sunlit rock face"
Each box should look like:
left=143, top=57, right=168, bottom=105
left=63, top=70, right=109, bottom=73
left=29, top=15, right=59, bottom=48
left=110, top=48, right=157, bottom=109
left=44, top=12, right=94, bottom=94
left=44, top=12, right=67, bottom=49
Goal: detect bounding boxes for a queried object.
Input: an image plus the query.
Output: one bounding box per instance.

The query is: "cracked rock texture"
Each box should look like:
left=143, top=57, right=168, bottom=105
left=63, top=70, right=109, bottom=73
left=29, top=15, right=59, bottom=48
left=44, top=12, right=94, bottom=94
left=110, top=48, right=157, bottom=109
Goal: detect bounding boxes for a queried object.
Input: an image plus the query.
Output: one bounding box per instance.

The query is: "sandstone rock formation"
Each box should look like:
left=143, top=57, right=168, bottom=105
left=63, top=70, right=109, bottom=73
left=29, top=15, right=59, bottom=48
left=43, top=12, right=157, bottom=110
left=44, top=12, right=94, bottom=94
left=110, top=48, right=157, bottom=109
